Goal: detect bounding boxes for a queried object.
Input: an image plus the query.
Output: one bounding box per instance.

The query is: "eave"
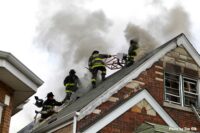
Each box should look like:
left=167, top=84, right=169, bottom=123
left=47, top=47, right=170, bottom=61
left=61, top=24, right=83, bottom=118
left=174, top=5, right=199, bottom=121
left=0, top=50, right=43, bottom=115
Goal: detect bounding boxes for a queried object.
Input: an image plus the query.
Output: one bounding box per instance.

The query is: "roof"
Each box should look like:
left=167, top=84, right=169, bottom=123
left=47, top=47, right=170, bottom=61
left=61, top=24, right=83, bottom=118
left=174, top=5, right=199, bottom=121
left=18, top=122, right=35, bottom=133
left=0, top=50, right=44, bottom=115
left=135, top=122, right=194, bottom=133
left=30, top=33, right=200, bottom=133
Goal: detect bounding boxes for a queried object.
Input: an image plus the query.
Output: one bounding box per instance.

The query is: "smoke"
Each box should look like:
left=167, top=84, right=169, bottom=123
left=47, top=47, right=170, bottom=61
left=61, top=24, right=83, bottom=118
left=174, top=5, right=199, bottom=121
left=124, top=4, right=191, bottom=59
left=34, top=1, right=114, bottom=100
left=162, top=6, right=191, bottom=39
left=36, top=5, right=112, bottom=66
left=35, top=1, right=192, bottom=96
left=124, top=24, right=159, bottom=60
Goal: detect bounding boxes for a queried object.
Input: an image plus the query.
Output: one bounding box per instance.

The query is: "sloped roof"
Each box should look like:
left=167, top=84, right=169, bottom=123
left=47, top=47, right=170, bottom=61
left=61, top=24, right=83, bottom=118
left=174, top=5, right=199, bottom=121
left=30, top=33, right=200, bottom=133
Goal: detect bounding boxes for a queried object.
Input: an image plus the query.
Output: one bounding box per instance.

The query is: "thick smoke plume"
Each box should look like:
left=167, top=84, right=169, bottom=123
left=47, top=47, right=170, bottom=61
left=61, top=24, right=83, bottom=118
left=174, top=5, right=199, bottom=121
left=124, top=24, right=159, bottom=60
left=124, top=4, right=191, bottom=59
left=35, top=2, right=114, bottom=100
left=34, top=0, right=192, bottom=105
left=36, top=6, right=112, bottom=66
left=162, top=6, right=191, bottom=39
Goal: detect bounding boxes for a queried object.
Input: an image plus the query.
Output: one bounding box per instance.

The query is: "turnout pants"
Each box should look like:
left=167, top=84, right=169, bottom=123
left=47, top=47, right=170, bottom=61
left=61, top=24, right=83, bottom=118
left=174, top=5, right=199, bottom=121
left=63, top=86, right=78, bottom=102
left=91, top=66, right=106, bottom=88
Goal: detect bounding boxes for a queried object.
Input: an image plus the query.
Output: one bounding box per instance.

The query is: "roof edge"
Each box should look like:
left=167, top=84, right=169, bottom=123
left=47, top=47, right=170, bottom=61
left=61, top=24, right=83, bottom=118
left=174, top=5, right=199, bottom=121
left=176, top=34, right=200, bottom=66
left=0, top=50, right=44, bottom=87
left=83, top=89, right=179, bottom=133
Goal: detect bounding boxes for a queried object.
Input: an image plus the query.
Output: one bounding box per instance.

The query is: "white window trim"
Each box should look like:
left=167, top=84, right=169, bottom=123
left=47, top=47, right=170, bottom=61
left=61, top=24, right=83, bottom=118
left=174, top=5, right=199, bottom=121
left=180, top=75, right=184, bottom=107
left=164, top=73, right=199, bottom=108
left=164, top=73, right=181, bottom=104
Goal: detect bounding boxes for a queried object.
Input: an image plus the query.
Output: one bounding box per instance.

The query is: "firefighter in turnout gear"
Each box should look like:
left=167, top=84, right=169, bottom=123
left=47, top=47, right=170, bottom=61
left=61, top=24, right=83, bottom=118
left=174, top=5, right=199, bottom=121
left=63, top=69, right=81, bottom=102
left=126, top=39, right=138, bottom=66
left=88, top=50, right=111, bottom=88
left=40, top=92, right=62, bottom=122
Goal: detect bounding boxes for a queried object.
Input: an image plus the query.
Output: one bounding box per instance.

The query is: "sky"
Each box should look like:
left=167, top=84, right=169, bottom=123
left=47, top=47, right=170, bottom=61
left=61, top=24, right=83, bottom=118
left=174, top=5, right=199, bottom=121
left=0, top=0, right=200, bottom=132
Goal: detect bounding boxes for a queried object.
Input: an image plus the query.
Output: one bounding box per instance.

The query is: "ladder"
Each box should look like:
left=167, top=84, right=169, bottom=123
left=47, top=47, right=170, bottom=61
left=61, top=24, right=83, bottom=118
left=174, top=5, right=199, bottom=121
left=191, top=105, right=200, bottom=122
left=105, top=54, right=126, bottom=70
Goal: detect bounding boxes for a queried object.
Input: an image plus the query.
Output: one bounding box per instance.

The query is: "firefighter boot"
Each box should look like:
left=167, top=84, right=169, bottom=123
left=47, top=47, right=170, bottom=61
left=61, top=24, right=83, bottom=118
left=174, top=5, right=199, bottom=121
left=102, top=74, right=106, bottom=81
left=92, top=82, right=96, bottom=89
left=66, top=92, right=72, bottom=100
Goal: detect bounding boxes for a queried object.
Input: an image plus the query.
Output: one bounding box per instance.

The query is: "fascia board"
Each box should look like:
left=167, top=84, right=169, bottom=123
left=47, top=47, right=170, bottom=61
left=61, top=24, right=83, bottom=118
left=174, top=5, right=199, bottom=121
left=79, top=41, right=177, bottom=120
left=176, top=35, right=200, bottom=67
left=0, top=51, right=43, bottom=87
left=0, top=59, right=38, bottom=91
left=83, top=90, right=179, bottom=133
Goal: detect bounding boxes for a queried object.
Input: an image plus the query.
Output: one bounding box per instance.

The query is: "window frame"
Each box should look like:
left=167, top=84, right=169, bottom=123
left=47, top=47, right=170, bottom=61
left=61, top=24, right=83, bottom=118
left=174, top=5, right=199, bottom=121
left=164, top=72, right=199, bottom=108
left=182, top=77, right=199, bottom=107
left=164, top=72, right=181, bottom=105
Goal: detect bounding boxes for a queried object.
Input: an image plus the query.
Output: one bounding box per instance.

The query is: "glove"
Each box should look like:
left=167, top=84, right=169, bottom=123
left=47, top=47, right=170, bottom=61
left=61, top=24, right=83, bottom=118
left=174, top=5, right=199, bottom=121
left=35, top=96, right=39, bottom=100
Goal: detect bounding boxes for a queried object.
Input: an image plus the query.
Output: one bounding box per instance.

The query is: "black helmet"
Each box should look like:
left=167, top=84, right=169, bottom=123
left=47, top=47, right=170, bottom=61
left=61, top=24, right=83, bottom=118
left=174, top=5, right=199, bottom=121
left=92, top=50, right=99, bottom=55
left=130, top=39, right=137, bottom=44
left=69, top=69, right=76, bottom=75
left=47, top=92, right=54, bottom=98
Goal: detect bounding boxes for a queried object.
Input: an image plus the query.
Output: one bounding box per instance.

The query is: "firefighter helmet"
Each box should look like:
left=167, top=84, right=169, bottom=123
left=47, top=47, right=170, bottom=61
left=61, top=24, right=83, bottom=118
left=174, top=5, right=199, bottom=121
left=69, top=69, right=76, bottom=75
left=130, top=39, right=137, bottom=44
left=92, top=50, right=99, bottom=55
left=47, top=92, right=54, bottom=98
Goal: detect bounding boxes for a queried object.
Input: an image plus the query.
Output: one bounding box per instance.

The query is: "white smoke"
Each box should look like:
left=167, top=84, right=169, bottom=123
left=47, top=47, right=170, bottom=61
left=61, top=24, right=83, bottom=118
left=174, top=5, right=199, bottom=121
left=34, top=1, right=114, bottom=99
left=162, top=6, right=191, bottom=39
left=36, top=5, right=112, bottom=66
left=124, top=4, right=191, bottom=59
left=35, top=1, right=192, bottom=97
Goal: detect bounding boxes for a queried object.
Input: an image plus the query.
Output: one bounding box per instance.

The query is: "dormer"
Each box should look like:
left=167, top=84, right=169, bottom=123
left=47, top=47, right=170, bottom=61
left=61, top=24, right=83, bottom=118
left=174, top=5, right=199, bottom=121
left=161, top=43, right=200, bottom=110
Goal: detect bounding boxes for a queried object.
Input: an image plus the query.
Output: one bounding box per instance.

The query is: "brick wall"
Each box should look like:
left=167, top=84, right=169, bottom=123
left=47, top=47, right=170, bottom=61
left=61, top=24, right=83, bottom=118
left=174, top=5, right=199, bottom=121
left=99, top=110, right=165, bottom=133
left=0, top=81, right=13, bottom=133
left=136, top=61, right=200, bottom=131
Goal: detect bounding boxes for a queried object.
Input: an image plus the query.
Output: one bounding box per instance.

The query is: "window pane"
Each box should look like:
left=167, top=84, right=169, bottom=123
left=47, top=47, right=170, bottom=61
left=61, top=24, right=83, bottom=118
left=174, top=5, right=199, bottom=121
left=183, top=77, right=198, bottom=107
left=166, top=94, right=180, bottom=103
left=184, top=94, right=198, bottom=107
left=165, top=73, right=180, bottom=104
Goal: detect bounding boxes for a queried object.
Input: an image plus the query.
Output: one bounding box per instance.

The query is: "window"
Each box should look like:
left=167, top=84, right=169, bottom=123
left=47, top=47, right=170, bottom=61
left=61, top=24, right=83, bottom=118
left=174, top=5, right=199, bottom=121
left=165, top=73, right=180, bottom=104
left=164, top=72, right=199, bottom=108
left=183, top=77, right=198, bottom=107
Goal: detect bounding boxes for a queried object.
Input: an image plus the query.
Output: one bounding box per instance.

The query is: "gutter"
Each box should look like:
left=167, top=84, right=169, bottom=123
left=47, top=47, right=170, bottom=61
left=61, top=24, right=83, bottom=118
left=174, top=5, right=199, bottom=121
left=0, top=50, right=44, bottom=87
left=34, top=111, right=80, bottom=133
left=73, top=112, right=80, bottom=133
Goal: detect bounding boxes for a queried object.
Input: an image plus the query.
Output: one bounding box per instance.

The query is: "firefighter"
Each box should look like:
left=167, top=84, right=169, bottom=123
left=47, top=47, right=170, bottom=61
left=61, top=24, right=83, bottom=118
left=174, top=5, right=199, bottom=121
left=63, top=69, right=81, bottom=103
left=88, top=50, right=111, bottom=88
left=40, top=92, right=63, bottom=122
left=126, top=39, right=138, bottom=66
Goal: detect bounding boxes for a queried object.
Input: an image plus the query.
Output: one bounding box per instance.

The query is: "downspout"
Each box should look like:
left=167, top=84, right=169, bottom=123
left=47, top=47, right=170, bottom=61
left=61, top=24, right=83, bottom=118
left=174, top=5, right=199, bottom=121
left=73, top=112, right=80, bottom=133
